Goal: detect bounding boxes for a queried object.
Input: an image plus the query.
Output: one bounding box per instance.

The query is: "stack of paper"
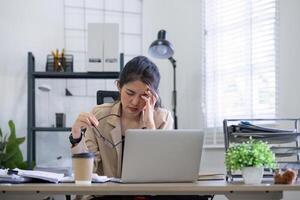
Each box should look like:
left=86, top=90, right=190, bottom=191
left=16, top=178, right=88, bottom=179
left=0, top=168, right=113, bottom=184
left=16, top=168, right=65, bottom=183
left=59, top=173, right=111, bottom=183
left=34, top=166, right=72, bottom=176
left=0, top=169, right=30, bottom=183
left=198, top=173, right=225, bottom=181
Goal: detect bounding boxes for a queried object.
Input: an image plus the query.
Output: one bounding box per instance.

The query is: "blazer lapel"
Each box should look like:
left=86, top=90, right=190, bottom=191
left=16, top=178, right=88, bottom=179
left=107, top=102, right=123, bottom=176
left=107, top=102, right=122, bottom=145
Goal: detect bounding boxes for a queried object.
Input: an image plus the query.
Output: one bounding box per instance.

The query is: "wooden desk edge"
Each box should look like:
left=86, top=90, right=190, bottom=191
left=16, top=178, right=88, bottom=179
left=1, top=181, right=300, bottom=195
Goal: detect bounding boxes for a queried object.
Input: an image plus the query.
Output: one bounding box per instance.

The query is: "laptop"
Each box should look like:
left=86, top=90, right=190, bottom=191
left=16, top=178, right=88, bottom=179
left=120, top=129, right=204, bottom=183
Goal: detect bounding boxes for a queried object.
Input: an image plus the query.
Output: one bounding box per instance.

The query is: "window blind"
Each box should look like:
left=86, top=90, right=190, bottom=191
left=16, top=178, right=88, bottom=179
left=203, top=0, right=278, bottom=146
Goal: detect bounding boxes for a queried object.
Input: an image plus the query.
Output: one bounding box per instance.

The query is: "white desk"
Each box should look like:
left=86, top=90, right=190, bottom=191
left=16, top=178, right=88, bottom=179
left=1, top=181, right=300, bottom=200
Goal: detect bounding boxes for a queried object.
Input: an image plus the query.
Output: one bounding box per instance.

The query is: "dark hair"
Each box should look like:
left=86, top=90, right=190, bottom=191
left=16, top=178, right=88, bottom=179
left=118, top=56, right=161, bottom=107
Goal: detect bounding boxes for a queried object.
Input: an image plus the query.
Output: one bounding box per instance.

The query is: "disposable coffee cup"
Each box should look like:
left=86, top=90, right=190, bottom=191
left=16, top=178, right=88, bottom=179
left=72, top=152, right=94, bottom=184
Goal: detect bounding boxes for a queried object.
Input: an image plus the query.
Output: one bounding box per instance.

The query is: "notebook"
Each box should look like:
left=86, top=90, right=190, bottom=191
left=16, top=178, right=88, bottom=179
left=120, top=129, right=204, bottom=183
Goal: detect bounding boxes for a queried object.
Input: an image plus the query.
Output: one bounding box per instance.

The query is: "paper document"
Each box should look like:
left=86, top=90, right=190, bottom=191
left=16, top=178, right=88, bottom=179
left=1, top=168, right=113, bottom=184
left=92, top=173, right=111, bottom=183
left=232, top=121, right=293, bottom=133
left=34, top=166, right=72, bottom=176
left=198, top=173, right=225, bottom=181
left=59, top=173, right=111, bottom=183
left=230, top=132, right=300, bottom=144
left=16, top=168, right=64, bottom=183
left=0, top=169, right=31, bottom=183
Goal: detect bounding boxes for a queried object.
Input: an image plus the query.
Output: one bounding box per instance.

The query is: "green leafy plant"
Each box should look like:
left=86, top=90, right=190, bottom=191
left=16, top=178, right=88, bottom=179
left=225, top=139, right=276, bottom=171
left=0, top=120, right=28, bottom=169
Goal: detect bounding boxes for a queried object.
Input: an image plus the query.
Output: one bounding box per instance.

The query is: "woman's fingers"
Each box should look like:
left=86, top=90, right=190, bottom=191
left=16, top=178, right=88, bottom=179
left=141, top=95, right=149, bottom=109
left=148, top=88, right=158, bottom=100
left=145, top=90, right=157, bottom=105
left=76, top=113, right=99, bottom=128
left=89, top=114, right=99, bottom=127
left=141, top=90, right=156, bottom=129
left=71, top=113, right=98, bottom=139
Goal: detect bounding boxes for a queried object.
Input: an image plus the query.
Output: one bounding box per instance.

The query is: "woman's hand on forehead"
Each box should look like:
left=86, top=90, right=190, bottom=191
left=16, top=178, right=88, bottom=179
left=124, top=83, right=157, bottom=99
left=144, top=86, right=158, bottom=99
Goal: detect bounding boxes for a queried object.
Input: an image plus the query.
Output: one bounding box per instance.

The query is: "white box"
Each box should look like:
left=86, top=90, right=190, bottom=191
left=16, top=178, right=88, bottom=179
left=103, top=24, right=119, bottom=71
left=87, top=23, right=104, bottom=72
left=86, top=23, right=119, bottom=72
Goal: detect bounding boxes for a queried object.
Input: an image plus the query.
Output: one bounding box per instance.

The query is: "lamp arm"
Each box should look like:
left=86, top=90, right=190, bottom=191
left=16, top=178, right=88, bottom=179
left=168, top=57, right=176, bottom=66
left=168, top=56, right=178, bottom=129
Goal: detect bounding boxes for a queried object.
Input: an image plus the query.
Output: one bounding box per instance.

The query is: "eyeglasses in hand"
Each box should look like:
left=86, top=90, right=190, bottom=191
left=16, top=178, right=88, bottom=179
left=90, top=113, right=124, bottom=149
left=92, top=126, right=124, bottom=149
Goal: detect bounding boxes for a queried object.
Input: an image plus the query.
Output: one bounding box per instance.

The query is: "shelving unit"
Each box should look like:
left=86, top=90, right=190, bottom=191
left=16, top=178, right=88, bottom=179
left=27, top=52, right=122, bottom=169
left=223, top=118, right=300, bottom=181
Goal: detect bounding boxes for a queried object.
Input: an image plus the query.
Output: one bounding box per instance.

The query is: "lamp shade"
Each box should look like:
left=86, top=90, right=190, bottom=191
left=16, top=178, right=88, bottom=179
left=148, top=30, right=174, bottom=59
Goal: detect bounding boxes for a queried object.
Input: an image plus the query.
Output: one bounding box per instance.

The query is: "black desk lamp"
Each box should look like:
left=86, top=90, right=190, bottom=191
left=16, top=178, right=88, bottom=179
left=148, top=30, right=178, bottom=129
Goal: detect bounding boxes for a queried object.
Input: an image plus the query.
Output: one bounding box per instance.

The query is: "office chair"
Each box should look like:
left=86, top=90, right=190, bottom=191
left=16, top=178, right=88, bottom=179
left=96, top=90, right=119, bottom=105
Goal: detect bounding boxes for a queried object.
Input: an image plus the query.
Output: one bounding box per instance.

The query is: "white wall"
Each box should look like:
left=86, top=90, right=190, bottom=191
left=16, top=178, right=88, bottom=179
left=278, top=1, right=300, bottom=198
left=0, top=0, right=64, bottom=158
left=0, top=0, right=113, bottom=165
left=143, top=0, right=204, bottom=129
left=278, top=0, right=300, bottom=118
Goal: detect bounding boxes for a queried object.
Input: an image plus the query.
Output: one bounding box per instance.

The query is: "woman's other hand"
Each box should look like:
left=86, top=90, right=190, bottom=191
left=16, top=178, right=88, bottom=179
left=71, top=112, right=99, bottom=139
left=141, top=88, right=158, bottom=129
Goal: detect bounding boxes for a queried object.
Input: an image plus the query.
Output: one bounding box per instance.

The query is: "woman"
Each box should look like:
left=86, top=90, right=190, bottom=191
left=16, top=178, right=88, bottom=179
left=70, top=56, right=173, bottom=200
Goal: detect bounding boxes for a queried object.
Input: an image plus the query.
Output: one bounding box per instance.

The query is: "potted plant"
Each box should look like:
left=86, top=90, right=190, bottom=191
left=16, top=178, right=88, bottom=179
left=225, top=138, right=276, bottom=184
left=0, top=120, right=28, bottom=169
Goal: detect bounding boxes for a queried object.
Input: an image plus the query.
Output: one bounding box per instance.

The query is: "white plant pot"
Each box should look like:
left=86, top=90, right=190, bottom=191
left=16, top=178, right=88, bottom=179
left=242, top=167, right=263, bottom=184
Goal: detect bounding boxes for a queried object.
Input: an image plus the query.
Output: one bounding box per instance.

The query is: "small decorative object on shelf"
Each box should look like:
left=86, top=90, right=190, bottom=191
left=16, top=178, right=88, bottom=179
left=225, top=138, right=276, bottom=184
left=274, top=169, right=298, bottom=184
left=55, top=113, right=66, bottom=128
left=46, top=49, right=73, bottom=72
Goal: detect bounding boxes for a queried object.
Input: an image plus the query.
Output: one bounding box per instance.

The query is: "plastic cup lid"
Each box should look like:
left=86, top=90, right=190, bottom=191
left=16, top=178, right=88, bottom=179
left=72, top=152, right=94, bottom=158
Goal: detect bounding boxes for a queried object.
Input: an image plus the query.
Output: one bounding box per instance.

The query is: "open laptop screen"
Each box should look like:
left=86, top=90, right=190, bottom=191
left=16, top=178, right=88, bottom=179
left=121, top=129, right=204, bottom=183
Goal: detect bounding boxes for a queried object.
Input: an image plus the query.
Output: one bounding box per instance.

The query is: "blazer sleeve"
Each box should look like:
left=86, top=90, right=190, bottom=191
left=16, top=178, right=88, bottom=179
left=71, top=108, right=104, bottom=175
left=84, top=127, right=103, bottom=174
left=158, top=110, right=174, bottom=130
left=70, top=127, right=103, bottom=174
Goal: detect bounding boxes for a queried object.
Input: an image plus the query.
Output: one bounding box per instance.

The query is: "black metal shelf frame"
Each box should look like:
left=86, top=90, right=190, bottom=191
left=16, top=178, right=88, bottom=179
left=27, top=52, right=123, bottom=169
left=32, top=127, right=72, bottom=132
left=32, top=71, right=120, bottom=79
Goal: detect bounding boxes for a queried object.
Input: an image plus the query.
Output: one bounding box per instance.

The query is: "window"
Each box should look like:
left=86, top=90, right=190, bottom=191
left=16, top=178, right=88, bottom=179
left=64, top=0, right=143, bottom=71
left=204, top=0, right=279, bottom=146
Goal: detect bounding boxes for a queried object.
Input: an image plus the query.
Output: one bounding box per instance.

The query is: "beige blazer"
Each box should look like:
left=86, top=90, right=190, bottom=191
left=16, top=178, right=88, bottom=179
left=71, top=101, right=174, bottom=178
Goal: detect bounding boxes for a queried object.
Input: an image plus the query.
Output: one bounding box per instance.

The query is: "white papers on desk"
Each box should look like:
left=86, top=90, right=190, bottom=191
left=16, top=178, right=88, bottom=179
left=16, top=170, right=110, bottom=183
left=16, top=168, right=65, bottom=183
left=34, top=166, right=72, bottom=176
left=92, top=173, right=111, bottom=183
left=0, top=169, right=31, bottom=183
left=0, top=168, right=111, bottom=184
left=59, top=173, right=111, bottom=183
